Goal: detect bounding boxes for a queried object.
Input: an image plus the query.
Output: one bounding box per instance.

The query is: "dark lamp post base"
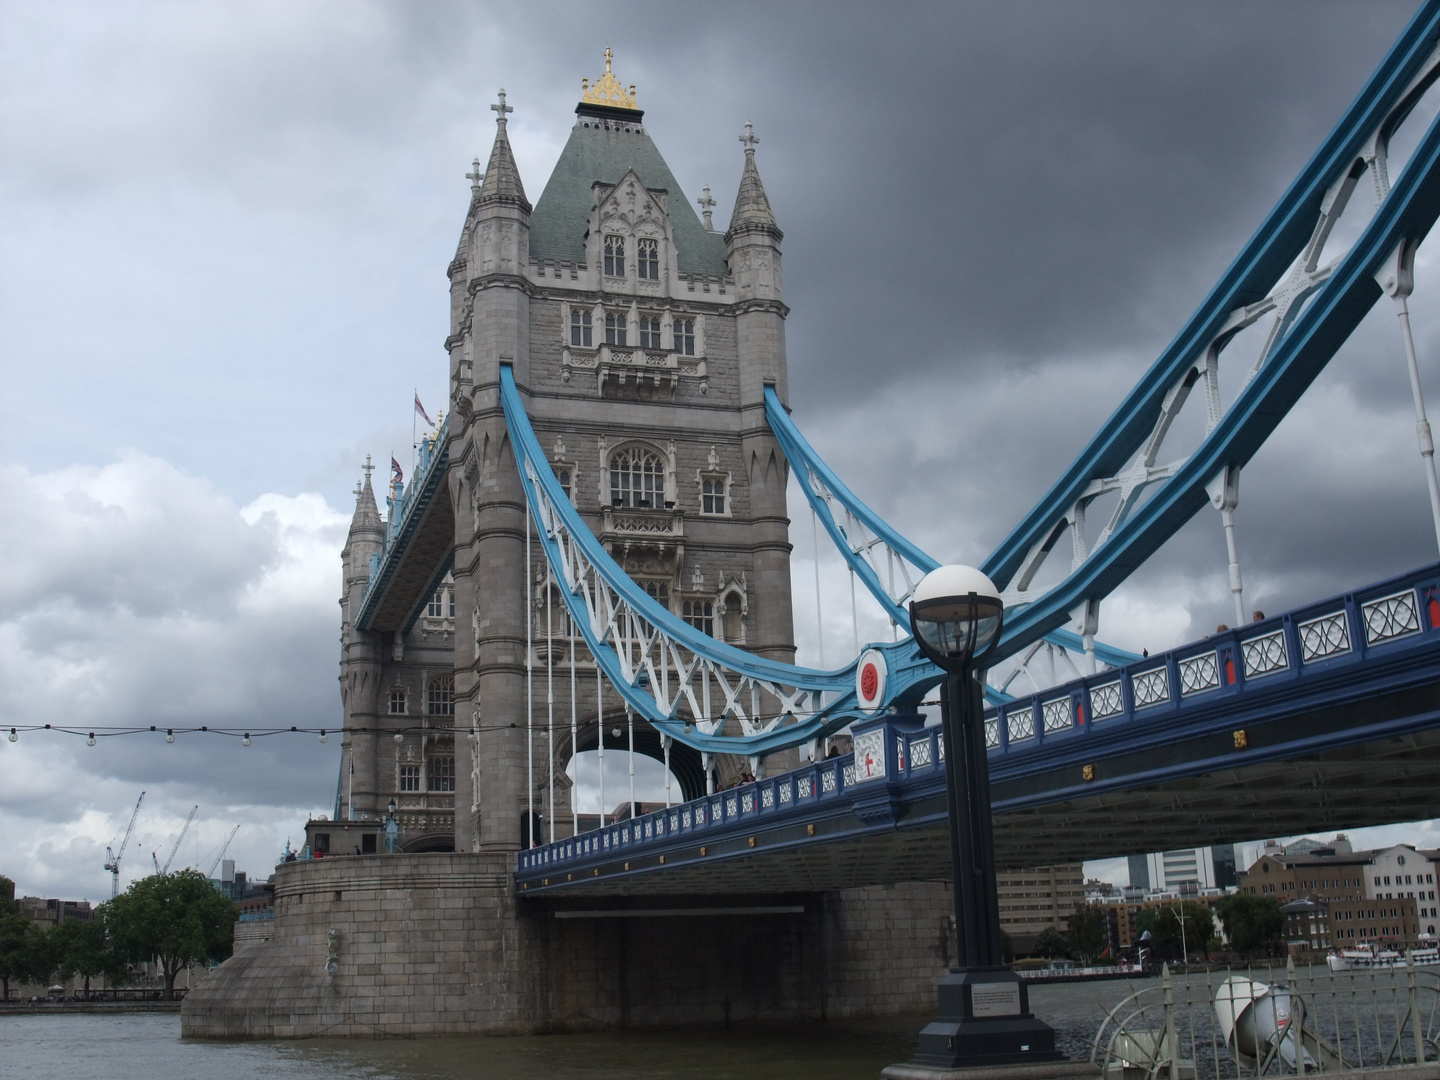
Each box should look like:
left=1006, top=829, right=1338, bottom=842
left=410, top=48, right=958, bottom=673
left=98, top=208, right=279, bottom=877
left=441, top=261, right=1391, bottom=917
left=909, top=969, right=1062, bottom=1070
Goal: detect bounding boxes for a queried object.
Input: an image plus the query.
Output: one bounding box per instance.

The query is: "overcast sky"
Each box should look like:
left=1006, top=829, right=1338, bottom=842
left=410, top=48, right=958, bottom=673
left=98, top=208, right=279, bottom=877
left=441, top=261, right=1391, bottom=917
left=3, top=0, right=1440, bottom=901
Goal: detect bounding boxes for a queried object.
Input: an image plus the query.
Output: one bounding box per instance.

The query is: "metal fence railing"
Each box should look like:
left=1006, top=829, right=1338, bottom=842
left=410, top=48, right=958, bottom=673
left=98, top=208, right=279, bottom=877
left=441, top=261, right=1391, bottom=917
left=1092, top=956, right=1439, bottom=1080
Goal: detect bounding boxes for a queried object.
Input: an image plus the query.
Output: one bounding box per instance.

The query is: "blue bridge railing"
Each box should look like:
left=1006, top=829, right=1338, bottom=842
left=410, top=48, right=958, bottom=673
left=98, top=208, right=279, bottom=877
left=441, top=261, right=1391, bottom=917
left=984, top=562, right=1440, bottom=754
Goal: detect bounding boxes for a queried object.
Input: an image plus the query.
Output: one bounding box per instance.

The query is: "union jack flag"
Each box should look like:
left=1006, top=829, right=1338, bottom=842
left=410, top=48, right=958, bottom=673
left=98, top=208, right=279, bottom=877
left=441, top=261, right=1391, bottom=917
left=391, top=457, right=404, bottom=486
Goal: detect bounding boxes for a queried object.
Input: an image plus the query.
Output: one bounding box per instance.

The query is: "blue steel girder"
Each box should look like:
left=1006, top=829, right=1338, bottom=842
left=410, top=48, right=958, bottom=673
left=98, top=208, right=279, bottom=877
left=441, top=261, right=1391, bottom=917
left=985, top=2, right=1440, bottom=663
left=764, top=386, right=1140, bottom=687
left=500, top=365, right=930, bottom=756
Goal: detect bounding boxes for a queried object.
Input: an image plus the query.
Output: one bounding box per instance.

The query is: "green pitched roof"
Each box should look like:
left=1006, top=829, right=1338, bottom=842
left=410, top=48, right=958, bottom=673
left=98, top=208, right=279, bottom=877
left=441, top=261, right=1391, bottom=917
left=529, top=117, right=730, bottom=278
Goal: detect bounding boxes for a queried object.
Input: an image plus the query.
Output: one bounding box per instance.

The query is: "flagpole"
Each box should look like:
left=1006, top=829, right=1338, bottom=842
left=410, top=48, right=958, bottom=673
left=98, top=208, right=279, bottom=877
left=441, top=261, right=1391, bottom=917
left=412, top=387, right=418, bottom=480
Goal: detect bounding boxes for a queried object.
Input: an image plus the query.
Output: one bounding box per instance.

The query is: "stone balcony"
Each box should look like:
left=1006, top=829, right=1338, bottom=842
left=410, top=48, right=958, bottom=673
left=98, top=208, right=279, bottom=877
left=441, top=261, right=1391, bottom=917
left=600, top=506, right=685, bottom=569
left=561, top=344, right=707, bottom=400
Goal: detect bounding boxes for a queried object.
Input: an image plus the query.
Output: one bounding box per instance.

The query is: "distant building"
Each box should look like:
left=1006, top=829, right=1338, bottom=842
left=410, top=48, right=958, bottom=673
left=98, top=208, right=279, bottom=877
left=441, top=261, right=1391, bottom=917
left=18, top=896, right=93, bottom=926
left=1085, top=878, right=1122, bottom=903
left=1127, top=854, right=1149, bottom=893
left=1125, top=846, right=1239, bottom=897
left=1280, top=895, right=1423, bottom=954
left=1235, top=842, right=1439, bottom=937
left=996, top=864, right=1085, bottom=954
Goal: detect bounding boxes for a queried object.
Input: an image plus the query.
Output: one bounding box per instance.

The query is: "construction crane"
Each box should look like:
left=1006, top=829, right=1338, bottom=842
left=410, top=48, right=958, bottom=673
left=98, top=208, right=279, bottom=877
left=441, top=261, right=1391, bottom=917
left=159, top=805, right=198, bottom=875
left=103, top=791, right=145, bottom=898
left=206, top=825, right=241, bottom=878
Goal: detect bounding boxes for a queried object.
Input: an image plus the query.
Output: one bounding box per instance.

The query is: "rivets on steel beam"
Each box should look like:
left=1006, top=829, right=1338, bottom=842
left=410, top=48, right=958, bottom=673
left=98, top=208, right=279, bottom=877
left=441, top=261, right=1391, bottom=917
left=1081, top=764, right=1095, bottom=782
left=806, top=824, right=816, bottom=836
left=1233, top=729, right=1248, bottom=748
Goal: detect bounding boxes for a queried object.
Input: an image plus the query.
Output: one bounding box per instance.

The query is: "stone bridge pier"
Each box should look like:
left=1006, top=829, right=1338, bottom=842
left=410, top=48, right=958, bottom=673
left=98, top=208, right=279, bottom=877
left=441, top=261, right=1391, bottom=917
left=181, top=853, right=954, bottom=1037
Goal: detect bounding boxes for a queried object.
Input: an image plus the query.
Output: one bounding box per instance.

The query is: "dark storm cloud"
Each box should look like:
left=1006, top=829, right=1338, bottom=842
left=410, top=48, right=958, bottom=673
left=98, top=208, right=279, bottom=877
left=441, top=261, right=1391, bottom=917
left=4, top=1, right=1440, bottom=895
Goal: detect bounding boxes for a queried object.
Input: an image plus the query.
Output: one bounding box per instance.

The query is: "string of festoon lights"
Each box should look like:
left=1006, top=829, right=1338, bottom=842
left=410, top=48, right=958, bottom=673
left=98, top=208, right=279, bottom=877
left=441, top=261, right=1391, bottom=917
left=4, top=699, right=949, bottom=749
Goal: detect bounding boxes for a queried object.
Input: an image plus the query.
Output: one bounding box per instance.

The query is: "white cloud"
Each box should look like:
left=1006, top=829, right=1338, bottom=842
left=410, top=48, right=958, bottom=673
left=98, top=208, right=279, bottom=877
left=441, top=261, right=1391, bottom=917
left=0, top=453, right=347, bottom=899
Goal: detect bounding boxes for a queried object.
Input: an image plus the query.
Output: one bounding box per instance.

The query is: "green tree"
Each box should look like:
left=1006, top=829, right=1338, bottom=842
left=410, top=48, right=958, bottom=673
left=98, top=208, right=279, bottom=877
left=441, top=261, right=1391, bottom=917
left=1215, top=893, right=1284, bottom=955
left=1149, top=902, right=1215, bottom=961
left=49, top=916, right=125, bottom=995
left=0, top=908, right=49, bottom=1000
left=1032, top=926, right=1072, bottom=959
left=1066, top=903, right=1107, bottom=963
left=104, top=870, right=237, bottom=998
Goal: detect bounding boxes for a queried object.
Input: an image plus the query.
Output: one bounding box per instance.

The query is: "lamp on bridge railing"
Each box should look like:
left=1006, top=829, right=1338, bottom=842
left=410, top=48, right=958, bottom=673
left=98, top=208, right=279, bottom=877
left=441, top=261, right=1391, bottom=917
left=384, top=798, right=400, bottom=855
left=905, top=565, right=1060, bottom=1070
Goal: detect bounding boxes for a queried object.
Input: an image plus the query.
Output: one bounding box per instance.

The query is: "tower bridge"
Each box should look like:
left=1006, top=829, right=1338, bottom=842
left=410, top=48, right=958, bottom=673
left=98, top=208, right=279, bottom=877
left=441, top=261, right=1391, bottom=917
left=186, top=7, right=1440, bottom=1038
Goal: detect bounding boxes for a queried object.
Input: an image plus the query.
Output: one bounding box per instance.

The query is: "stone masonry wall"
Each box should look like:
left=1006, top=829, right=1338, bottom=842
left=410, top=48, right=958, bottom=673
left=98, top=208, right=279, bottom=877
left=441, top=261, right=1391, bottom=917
left=182, top=855, right=952, bottom=1038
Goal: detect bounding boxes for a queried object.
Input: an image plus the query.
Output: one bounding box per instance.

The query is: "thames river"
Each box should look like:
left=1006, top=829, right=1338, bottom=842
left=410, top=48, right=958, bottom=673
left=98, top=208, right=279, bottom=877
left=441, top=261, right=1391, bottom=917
left=0, top=978, right=1153, bottom=1080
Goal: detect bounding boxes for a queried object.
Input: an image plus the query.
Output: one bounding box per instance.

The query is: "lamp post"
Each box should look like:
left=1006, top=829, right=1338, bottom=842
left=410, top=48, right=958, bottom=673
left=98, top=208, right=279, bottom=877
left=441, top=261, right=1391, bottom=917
left=384, top=797, right=399, bottom=854
left=906, top=565, right=1059, bottom=1069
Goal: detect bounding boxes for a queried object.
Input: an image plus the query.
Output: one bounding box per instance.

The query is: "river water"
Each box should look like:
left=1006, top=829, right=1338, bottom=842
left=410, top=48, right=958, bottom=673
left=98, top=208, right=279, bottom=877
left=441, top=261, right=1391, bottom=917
left=0, top=971, right=1312, bottom=1080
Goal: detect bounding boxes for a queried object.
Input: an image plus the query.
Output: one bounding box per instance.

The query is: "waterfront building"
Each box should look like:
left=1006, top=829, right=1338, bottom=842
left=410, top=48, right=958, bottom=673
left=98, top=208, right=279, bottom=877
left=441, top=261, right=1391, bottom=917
left=1236, top=841, right=1439, bottom=937
left=995, top=864, right=1084, bottom=953
left=1279, top=895, right=1424, bottom=955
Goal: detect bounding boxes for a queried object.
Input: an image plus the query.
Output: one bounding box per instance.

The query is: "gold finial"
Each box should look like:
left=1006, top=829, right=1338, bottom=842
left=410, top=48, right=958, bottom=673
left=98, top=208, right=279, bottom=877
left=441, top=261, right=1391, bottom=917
left=581, top=47, right=637, bottom=110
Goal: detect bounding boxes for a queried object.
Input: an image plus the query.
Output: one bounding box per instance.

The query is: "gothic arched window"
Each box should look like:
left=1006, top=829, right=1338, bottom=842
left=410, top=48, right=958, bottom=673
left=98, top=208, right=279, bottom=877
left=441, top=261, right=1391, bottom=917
left=427, top=674, right=455, bottom=716
left=604, top=235, right=625, bottom=277
left=637, top=238, right=659, bottom=280
left=609, top=446, right=663, bottom=509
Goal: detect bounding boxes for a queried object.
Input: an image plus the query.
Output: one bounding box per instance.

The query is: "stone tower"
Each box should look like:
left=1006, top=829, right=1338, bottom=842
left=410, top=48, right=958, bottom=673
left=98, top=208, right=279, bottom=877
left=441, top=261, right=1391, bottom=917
left=338, top=55, right=797, bottom=853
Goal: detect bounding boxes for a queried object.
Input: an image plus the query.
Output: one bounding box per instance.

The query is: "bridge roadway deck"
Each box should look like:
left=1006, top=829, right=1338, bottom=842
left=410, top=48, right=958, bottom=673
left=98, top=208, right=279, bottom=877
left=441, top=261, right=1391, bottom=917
left=515, top=564, right=1440, bottom=897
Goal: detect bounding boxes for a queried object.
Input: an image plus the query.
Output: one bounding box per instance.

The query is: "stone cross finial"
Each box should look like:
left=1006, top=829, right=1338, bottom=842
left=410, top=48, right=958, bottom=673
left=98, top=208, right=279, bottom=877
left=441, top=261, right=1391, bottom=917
left=697, top=185, right=716, bottom=231
left=491, top=88, right=513, bottom=125
left=739, top=121, right=759, bottom=152
left=362, top=454, right=375, bottom=482
left=465, top=157, right=483, bottom=193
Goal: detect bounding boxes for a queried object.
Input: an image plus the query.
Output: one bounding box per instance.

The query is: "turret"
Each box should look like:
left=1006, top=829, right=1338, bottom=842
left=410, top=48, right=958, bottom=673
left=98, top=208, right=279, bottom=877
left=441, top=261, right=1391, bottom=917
left=339, top=457, right=386, bottom=822
left=340, top=457, right=385, bottom=640
left=724, top=124, right=795, bottom=671
left=452, top=88, right=532, bottom=396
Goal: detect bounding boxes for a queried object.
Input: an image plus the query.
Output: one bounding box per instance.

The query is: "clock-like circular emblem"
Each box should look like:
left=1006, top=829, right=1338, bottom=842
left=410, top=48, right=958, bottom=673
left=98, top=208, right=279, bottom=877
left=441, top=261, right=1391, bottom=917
left=856, top=648, right=887, bottom=713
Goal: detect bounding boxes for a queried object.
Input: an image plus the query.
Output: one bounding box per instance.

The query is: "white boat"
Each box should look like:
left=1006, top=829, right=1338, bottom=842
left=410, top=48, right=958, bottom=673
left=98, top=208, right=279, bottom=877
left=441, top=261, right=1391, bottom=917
left=1325, top=943, right=1440, bottom=971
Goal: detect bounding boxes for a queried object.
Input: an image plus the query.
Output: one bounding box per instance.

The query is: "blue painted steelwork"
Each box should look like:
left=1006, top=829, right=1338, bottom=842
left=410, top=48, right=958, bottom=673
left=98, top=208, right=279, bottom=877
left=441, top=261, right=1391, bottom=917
left=984, top=1, right=1440, bottom=663
left=514, top=563, right=1440, bottom=891
left=355, top=418, right=450, bottom=630
left=764, top=386, right=1141, bottom=683
left=502, top=364, right=897, bottom=755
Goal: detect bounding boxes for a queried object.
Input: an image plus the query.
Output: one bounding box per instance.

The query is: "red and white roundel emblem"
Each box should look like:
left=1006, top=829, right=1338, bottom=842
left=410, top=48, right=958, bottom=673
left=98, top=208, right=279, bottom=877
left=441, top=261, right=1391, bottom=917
left=856, top=648, right=887, bottom=712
